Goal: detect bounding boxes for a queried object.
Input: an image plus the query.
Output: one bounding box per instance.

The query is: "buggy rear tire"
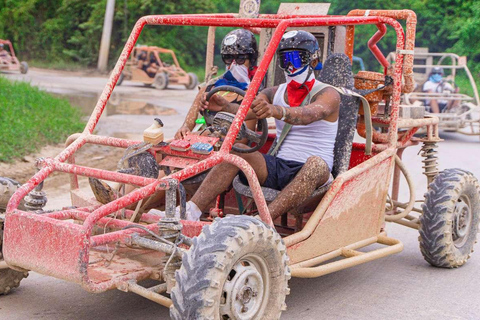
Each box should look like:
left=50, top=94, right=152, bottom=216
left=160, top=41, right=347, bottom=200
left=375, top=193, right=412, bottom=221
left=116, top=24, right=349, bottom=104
left=153, top=72, right=168, bottom=90
left=170, top=215, right=290, bottom=320
left=0, top=178, right=26, bottom=213
left=20, top=61, right=28, bottom=74
left=185, top=72, right=198, bottom=90
left=419, top=169, right=480, bottom=268
left=1, top=219, right=28, bottom=295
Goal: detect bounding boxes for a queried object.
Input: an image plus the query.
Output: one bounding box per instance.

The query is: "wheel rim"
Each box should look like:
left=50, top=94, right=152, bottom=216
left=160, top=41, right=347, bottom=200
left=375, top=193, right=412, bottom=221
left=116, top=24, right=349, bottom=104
left=219, top=254, right=270, bottom=320
left=453, top=194, right=472, bottom=248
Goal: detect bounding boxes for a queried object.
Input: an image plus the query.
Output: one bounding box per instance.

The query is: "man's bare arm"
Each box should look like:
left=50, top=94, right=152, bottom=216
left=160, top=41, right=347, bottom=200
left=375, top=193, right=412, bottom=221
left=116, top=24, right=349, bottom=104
left=251, top=87, right=340, bottom=124
left=284, top=88, right=340, bottom=124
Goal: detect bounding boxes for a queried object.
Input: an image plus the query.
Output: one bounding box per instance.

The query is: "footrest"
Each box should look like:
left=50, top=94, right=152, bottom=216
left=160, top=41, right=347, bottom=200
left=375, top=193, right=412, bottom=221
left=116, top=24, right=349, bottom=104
left=289, top=234, right=403, bottom=278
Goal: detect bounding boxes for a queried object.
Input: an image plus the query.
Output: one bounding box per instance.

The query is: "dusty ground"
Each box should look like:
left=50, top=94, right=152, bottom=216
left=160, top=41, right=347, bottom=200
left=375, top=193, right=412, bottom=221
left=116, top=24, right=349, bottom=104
left=1, top=69, right=480, bottom=319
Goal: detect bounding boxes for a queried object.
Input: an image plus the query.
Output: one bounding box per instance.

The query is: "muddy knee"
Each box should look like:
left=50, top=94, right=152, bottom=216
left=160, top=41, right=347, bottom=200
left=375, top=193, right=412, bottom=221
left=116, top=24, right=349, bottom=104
left=304, top=156, right=330, bottom=182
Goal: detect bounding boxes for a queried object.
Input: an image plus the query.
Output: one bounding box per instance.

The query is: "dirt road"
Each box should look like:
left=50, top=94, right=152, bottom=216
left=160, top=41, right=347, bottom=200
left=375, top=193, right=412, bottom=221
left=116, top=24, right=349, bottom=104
left=1, top=68, right=198, bottom=208
left=1, top=70, right=480, bottom=319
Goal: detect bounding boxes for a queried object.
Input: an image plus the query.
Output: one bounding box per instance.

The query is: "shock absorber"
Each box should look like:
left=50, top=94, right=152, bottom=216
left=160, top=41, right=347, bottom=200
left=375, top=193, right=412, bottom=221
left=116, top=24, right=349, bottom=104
left=24, top=162, right=48, bottom=212
left=158, top=179, right=185, bottom=293
left=420, top=141, right=439, bottom=185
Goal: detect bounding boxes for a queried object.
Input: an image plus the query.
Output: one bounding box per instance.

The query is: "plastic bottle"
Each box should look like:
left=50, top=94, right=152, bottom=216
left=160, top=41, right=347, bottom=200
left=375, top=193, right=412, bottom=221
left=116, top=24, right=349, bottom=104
left=143, top=118, right=164, bottom=145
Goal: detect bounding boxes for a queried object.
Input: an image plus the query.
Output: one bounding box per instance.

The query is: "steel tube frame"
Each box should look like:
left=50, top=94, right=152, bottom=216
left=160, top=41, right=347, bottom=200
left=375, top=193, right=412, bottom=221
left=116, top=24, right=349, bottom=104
left=5, top=13, right=410, bottom=290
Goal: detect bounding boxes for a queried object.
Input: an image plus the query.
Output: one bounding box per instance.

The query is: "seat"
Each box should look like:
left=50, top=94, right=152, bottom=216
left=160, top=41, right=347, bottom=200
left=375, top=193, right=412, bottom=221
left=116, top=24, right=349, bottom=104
left=232, top=53, right=361, bottom=215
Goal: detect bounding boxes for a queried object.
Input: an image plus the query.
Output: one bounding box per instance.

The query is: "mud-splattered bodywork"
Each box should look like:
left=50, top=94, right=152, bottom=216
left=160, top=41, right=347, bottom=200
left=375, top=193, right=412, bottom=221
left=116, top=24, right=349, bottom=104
left=2, top=9, right=440, bottom=302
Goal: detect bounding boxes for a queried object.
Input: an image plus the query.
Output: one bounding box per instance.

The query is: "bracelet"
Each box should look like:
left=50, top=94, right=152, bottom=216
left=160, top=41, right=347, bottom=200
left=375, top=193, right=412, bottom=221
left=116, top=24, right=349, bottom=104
left=280, top=106, right=286, bottom=121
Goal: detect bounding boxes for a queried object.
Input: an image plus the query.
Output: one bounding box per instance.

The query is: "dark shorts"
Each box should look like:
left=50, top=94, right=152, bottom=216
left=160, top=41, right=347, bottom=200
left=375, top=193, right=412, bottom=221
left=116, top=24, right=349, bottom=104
left=239, top=154, right=304, bottom=190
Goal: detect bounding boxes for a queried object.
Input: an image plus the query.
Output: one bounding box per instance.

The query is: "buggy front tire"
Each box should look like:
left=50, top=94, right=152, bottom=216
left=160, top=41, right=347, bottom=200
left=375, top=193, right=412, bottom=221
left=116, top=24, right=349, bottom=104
left=185, top=72, right=198, bottom=90
left=419, top=169, right=480, bottom=268
left=153, top=72, right=168, bottom=90
left=170, top=215, right=290, bottom=320
left=20, top=61, right=28, bottom=74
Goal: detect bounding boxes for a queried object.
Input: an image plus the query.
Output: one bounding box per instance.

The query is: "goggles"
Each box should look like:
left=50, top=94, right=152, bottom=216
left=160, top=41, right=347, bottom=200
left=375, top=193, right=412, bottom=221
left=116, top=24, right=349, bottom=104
left=431, top=72, right=443, bottom=75
left=278, top=50, right=311, bottom=70
left=221, top=54, right=249, bottom=65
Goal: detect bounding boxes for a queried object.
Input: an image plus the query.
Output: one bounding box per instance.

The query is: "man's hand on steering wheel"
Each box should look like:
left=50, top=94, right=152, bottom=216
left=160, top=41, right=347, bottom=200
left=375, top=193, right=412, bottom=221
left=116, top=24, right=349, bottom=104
left=251, top=97, right=276, bottom=119
left=200, top=92, right=230, bottom=112
left=174, top=125, right=191, bottom=139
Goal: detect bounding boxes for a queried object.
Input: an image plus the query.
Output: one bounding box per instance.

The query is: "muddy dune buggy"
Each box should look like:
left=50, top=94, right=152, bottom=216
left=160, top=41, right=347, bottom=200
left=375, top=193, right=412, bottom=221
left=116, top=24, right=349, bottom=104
left=116, top=45, right=198, bottom=90
left=387, top=48, right=480, bottom=138
left=2, top=4, right=480, bottom=319
left=0, top=39, right=28, bottom=74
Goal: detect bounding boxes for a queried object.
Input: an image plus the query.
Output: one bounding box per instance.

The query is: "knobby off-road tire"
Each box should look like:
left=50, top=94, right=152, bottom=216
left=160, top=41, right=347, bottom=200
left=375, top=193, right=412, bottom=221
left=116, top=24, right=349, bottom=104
left=419, top=168, right=480, bottom=268
left=185, top=72, right=198, bottom=90
left=0, top=177, right=26, bottom=213
left=170, top=215, right=290, bottom=320
left=20, top=61, right=28, bottom=74
left=153, top=72, right=169, bottom=90
left=117, top=72, right=125, bottom=86
left=0, top=222, right=28, bottom=295
left=0, top=177, right=29, bottom=294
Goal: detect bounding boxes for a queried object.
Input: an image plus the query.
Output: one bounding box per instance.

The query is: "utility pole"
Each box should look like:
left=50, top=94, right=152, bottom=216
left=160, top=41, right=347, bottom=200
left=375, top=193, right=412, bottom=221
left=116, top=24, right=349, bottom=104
left=97, top=0, right=115, bottom=72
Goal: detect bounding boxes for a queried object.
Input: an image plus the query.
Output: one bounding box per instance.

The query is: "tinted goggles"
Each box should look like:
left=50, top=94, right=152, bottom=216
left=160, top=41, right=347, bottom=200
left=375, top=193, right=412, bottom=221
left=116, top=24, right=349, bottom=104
left=278, top=50, right=311, bottom=70
left=221, top=54, right=249, bottom=65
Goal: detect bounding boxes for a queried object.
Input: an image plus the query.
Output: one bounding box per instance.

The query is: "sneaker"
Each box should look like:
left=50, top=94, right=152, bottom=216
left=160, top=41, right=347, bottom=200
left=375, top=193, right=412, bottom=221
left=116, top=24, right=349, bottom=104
left=148, top=201, right=202, bottom=221
left=89, top=178, right=116, bottom=204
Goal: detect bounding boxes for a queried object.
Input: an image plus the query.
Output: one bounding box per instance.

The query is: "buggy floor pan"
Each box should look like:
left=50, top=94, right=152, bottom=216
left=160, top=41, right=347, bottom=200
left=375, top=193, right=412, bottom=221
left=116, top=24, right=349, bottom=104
left=3, top=210, right=166, bottom=293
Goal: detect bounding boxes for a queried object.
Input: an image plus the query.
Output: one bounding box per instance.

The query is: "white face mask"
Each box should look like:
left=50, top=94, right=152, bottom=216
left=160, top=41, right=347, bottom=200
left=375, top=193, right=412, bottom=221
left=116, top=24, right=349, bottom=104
left=227, top=62, right=250, bottom=84
left=284, top=66, right=313, bottom=85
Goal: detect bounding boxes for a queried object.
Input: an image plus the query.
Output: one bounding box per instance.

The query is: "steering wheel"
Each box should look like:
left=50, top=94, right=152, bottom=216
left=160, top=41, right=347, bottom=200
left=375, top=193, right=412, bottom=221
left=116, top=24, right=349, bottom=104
left=204, top=85, right=268, bottom=153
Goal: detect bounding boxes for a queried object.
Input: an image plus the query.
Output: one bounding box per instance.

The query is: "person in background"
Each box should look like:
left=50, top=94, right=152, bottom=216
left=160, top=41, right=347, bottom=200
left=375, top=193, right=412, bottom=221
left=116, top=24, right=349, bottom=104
left=0, top=43, right=12, bottom=63
left=423, top=67, right=458, bottom=113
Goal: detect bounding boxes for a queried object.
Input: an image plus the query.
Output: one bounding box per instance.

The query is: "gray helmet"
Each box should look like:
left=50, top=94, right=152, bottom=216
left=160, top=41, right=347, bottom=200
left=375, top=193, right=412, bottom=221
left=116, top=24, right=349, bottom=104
left=221, top=29, right=258, bottom=65
left=431, top=67, right=444, bottom=75
left=0, top=43, right=3, bottom=48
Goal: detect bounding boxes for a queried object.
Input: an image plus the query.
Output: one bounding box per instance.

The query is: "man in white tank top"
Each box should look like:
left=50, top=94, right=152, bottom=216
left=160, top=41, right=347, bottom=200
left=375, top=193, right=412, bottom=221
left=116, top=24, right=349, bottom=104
left=156, top=30, right=340, bottom=221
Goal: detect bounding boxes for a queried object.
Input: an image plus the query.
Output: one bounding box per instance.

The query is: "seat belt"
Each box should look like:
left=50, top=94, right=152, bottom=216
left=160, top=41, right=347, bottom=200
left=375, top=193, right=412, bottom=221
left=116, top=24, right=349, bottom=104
left=269, top=83, right=373, bottom=156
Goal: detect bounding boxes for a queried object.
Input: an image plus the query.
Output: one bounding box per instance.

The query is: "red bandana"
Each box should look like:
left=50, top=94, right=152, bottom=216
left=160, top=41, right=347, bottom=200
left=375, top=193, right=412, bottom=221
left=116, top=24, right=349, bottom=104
left=286, top=77, right=316, bottom=107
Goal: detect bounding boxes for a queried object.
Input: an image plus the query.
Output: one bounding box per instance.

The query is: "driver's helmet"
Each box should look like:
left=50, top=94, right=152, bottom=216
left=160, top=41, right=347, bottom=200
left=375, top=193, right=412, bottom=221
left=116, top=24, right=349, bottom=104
left=430, top=66, right=444, bottom=76
left=220, top=29, right=258, bottom=66
left=0, top=43, right=3, bottom=48
left=277, top=30, right=320, bottom=70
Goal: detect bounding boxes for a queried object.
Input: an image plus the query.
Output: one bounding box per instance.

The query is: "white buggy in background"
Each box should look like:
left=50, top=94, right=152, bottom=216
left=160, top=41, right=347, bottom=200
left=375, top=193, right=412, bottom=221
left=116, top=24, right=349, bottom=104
left=388, top=48, right=480, bottom=138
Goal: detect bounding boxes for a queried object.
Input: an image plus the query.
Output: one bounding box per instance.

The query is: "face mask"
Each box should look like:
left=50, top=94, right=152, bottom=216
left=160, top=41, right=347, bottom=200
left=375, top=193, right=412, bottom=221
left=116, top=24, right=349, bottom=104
left=284, top=66, right=315, bottom=107
left=430, top=74, right=442, bottom=83
left=284, top=65, right=310, bottom=86
left=226, top=62, right=250, bottom=84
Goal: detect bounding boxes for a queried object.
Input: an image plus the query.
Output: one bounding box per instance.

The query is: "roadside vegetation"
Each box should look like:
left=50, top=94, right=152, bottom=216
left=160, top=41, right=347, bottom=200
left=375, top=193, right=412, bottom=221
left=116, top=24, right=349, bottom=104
left=1, top=0, right=479, bottom=83
left=0, top=77, right=85, bottom=162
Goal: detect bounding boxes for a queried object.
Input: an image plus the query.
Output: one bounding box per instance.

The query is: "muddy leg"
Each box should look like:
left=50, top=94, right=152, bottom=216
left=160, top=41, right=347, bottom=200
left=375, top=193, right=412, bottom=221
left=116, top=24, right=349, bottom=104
left=191, top=144, right=268, bottom=211
left=268, top=156, right=330, bottom=220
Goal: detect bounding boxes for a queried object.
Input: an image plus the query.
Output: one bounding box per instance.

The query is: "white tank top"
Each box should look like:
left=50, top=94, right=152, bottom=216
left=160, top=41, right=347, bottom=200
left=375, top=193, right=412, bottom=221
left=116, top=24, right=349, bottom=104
left=273, top=80, right=338, bottom=170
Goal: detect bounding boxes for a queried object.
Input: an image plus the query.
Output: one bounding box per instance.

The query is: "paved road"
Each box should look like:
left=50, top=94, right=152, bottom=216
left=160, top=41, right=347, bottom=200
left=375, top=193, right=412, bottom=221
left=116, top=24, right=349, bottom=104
left=1, top=70, right=480, bottom=319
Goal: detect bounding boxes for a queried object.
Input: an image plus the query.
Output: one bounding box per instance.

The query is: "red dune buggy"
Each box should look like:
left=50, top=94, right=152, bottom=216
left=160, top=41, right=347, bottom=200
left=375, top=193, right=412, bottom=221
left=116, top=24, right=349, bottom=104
left=1, top=4, right=479, bottom=319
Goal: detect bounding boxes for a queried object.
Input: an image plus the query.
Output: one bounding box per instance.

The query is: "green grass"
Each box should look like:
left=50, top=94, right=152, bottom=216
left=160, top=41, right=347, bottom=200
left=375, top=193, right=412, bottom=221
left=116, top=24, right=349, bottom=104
left=0, top=77, right=85, bottom=162
left=455, top=73, right=479, bottom=99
